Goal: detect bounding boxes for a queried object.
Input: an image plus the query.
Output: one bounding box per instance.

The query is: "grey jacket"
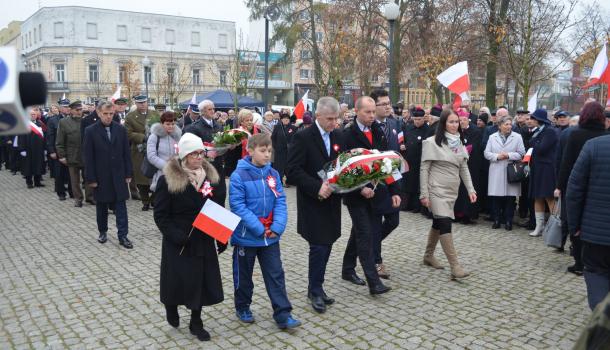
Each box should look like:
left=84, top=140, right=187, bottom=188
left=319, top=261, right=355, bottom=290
left=147, top=123, right=182, bottom=191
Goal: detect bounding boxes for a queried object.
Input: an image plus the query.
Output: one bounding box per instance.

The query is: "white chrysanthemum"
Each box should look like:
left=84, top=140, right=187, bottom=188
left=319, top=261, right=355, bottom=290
left=382, top=158, right=393, bottom=174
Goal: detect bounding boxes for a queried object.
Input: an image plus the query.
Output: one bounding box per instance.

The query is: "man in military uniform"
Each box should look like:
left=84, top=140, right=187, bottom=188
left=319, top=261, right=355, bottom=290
left=154, top=103, right=166, bottom=113
left=113, top=98, right=129, bottom=124
left=125, top=94, right=159, bottom=211
left=48, top=98, right=72, bottom=200
left=180, top=103, right=201, bottom=129
left=402, top=107, right=428, bottom=213
left=57, top=100, right=86, bottom=207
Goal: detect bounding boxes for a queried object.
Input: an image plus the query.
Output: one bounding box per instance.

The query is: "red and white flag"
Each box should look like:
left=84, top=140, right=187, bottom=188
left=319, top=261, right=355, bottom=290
left=397, top=131, right=404, bottom=144
left=294, top=90, right=309, bottom=120
left=110, top=86, right=121, bottom=102
left=437, top=61, right=470, bottom=110
left=29, top=121, right=44, bottom=139
left=523, top=148, right=533, bottom=163
left=192, top=200, right=241, bottom=244
left=384, top=170, right=403, bottom=185
left=583, top=44, right=608, bottom=88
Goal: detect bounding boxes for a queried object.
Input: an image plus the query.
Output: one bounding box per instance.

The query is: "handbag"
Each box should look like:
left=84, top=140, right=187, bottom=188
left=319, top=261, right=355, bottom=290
left=140, top=137, right=160, bottom=178
left=507, top=161, right=528, bottom=183
left=543, top=199, right=563, bottom=248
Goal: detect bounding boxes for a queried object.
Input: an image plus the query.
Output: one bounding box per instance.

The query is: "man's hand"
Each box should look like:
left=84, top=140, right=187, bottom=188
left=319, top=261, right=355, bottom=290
left=50, top=153, right=57, bottom=160
left=318, top=182, right=333, bottom=200
left=126, top=178, right=132, bottom=184
left=20, top=151, right=26, bottom=157
left=360, top=187, right=375, bottom=199
left=59, top=158, right=67, bottom=165
left=420, top=198, right=430, bottom=208
left=89, top=182, right=98, bottom=188
left=265, top=229, right=278, bottom=238
left=400, top=144, right=406, bottom=151
left=391, top=195, right=401, bottom=208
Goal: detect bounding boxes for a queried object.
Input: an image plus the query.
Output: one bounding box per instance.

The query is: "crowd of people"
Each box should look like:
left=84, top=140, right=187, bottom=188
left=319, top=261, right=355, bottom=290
left=1, top=90, right=609, bottom=342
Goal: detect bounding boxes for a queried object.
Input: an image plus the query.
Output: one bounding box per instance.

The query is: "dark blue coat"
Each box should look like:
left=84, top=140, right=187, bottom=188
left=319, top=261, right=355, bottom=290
left=528, top=125, right=558, bottom=198
left=83, top=121, right=133, bottom=203
left=566, top=135, right=610, bottom=246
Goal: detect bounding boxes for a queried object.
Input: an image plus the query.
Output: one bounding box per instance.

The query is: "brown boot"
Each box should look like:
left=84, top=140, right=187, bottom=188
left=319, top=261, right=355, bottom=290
left=439, top=233, right=470, bottom=279
left=423, top=229, right=444, bottom=269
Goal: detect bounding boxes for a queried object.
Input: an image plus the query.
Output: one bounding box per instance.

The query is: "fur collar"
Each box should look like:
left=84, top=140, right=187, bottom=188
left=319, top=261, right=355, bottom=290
left=163, top=156, right=219, bottom=194
left=151, top=122, right=182, bottom=139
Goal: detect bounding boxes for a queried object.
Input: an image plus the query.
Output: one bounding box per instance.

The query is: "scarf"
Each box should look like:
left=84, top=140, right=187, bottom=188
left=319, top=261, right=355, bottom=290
left=445, top=132, right=462, bottom=152
left=499, top=131, right=511, bottom=145
left=532, top=124, right=545, bottom=139
left=182, top=164, right=206, bottom=190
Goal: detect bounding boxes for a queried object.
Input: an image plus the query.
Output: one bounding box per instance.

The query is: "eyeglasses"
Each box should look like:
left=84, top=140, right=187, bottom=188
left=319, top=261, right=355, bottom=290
left=376, top=102, right=391, bottom=107
left=188, top=151, right=205, bottom=158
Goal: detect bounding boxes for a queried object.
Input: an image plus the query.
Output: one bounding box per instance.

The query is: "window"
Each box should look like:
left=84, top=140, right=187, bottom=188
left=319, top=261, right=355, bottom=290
left=299, top=69, right=311, bottom=80
left=144, top=66, right=152, bottom=84
left=38, top=24, right=42, bottom=41
left=87, top=23, right=97, bottom=39
left=89, top=64, right=99, bottom=82
left=117, top=25, right=127, bottom=42
left=191, top=31, right=200, bottom=47
left=315, top=32, right=323, bottom=42
left=54, top=22, right=64, bottom=38
left=55, top=64, right=65, bottom=82
left=218, top=33, right=227, bottom=49
left=119, top=65, right=127, bottom=84
left=219, top=69, right=227, bottom=86
left=300, top=50, right=311, bottom=60
left=33, top=28, right=37, bottom=43
left=167, top=67, right=176, bottom=84
left=165, top=29, right=175, bottom=44
left=192, top=69, right=200, bottom=85
left=141, top=27, right=151, bottom=43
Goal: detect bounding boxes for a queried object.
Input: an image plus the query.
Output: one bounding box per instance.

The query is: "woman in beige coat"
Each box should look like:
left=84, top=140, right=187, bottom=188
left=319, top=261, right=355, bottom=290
left=420, top=109, right=477, bottom=279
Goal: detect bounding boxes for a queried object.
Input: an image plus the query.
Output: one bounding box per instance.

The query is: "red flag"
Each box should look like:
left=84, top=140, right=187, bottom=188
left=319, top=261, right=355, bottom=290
left=437, top=61, right=470, bottom=110
left=192, top=200, right=241, bottom=244
left=294, top=90, right=309, bottom=120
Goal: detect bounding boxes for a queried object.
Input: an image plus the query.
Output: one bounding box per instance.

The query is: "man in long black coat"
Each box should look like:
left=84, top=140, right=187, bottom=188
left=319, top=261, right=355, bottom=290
left=402, top=108, right=428, bottom=212
left=341, top=96, right=400, bottom=295
left=272, top=112, right=298, bottom=185
left=18, top=108, right=46, bottom=188
left=286, top=97, right=343, bottom=313
left=184, top=100, right=226, bottom=207
left=83, top=102, right=133, bottom=249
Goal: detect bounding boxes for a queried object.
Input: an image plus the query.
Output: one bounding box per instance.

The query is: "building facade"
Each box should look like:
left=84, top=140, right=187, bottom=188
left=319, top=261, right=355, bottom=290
left=19, top=6, right=237, bottom=107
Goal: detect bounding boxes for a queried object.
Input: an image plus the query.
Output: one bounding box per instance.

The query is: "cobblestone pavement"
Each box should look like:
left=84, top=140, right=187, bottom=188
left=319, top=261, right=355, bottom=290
left=0, top=169, right=591, bottom=349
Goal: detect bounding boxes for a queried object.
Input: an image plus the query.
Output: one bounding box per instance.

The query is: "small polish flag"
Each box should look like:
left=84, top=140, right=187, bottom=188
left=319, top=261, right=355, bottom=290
left=523, top=148, right=533, bottom=163
left=192, top=200, right=241, bottom=244
left=294, top=90, right=309, bottom=120
left=110, top=86, right=121, bottom=102
left=397, top=131, right=404, bottom=144
left=384, top=169, right=403, bottom=185
left=437, top=61, right=470, bottom=109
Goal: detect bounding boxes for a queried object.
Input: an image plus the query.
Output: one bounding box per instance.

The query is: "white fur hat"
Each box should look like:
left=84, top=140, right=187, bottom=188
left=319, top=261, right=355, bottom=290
left=177, top=133, right=204, bottom=160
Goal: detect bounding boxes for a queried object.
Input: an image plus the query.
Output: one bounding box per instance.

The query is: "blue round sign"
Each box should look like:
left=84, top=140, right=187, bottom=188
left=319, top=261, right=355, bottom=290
left=0, top=111, right=18, bottom=132
left=0, top=58, right=8, bottom=89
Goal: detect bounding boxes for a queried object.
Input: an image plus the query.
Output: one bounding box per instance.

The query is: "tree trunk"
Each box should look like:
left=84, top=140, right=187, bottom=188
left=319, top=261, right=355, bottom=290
left=309, top=0, right=325, bottom=93
left=511, top=84, right=520, bottom=112
left=485, top=0, right=510, bottom=109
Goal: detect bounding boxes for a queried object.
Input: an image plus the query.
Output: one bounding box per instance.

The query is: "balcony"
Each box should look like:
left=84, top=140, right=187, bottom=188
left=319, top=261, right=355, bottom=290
left=46, top=82, right=70, bottom=92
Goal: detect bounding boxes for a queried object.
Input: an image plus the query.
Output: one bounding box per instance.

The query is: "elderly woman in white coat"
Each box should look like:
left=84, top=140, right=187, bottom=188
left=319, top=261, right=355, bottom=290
left=147, top=112, right=182, bottom=192
left=484, top=115, right=525, bottom=231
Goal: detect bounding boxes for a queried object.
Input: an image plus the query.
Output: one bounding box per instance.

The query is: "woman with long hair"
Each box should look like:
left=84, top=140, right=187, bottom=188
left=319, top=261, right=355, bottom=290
left=420, top=109, right=477, bottom=279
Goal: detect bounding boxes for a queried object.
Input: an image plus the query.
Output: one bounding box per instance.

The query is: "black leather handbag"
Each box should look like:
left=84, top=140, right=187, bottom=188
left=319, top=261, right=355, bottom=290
left=507, top=161, right=528, bottom=183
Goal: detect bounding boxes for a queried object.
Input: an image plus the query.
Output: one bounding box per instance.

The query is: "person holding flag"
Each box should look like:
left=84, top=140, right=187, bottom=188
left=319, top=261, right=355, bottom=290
left=153, top=132, right=225, bottom=342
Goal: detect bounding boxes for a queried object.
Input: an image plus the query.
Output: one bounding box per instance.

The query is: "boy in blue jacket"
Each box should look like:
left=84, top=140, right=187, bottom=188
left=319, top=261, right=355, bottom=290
left=229, top=133, right=301, bottom=329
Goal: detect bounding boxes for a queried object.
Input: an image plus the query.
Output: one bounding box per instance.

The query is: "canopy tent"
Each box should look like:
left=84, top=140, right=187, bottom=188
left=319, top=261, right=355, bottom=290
left=179, top=90, right=265, bottom=109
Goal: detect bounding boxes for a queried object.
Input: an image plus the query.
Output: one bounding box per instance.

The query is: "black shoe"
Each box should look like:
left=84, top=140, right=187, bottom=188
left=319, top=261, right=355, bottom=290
left=189, top=322, right=211, bottom=341
left=58, top=195, right=66, bottom=201
left=27, top=184, right=34, bottom=189
left=492, top=221, right=501, bottom=229
left=119, top=238, right=133, bottom=249
left=74, top=200, right=83, bottom=207
left=554, top=247, right=565, bottom=253
left=321, top=293, right=335, bottom=305
left=341, top=272, right=366, bottom=286
left=308, top=295, right=326, bottom=313
left=98, top=232, right=107, bottom=244
left=142, top=204, right=150, bottom=211
left=34, top=183, right=45, bottom=187
left=567, top=265, right=583, bottom=276
left=369, top=283, right=392, bottom=295
left=165, top=305, right=179, bottom=328
left=505, top=223, right=513, bottom=231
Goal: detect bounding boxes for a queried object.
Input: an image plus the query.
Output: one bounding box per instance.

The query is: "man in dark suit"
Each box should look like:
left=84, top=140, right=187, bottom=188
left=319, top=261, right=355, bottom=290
left=83, top=101, right=134, bottom=249
left=184, top=100, right=226, bottom=207
left=286, top=97, right=343, bottom=313
left=272, top=111, right=298, bottom=185
left=341, top=96, right=401, bottom=295
left=369, top=89, right=401, bottom=279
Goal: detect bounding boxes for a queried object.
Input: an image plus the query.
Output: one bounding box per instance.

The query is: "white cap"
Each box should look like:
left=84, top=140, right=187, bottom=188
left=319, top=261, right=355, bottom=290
left=178, top=133, right=204, bottom=160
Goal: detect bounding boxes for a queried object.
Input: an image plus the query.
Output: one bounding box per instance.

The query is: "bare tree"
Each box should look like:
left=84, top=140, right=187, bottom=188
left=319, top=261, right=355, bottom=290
left=154, top=50, right=191, bottom=109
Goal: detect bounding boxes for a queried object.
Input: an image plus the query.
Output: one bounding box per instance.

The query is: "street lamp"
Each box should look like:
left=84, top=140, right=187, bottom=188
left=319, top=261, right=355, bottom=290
left=142, top=56, right=151, bottom=103
left=263, top=5, right=280, bottom=110
left=384, top=2, right=400, bottom=104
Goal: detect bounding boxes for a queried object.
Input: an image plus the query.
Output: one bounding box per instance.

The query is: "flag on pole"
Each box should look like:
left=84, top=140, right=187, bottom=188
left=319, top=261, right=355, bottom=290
left=583, top=44, right=608, bottom=89
left=192, top=199, right=241, bottom=244
left=527, top=92, right=537, bottom=113
left=294, top=90, right=309, bottom=120
left=190, top=92, right=197, bottom=104
left=61, top=93, right=66, bottom=100
left=437, top=61, right=470, bottom=110
left=110, top=86, right=121, bottom=102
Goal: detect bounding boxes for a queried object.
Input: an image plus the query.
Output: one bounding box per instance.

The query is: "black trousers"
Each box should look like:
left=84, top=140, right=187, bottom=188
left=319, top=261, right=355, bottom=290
left=519, top=179, right=531, bottom=218
left=491, top=196, right=516, bottom=224
left=342, top=204, right=381, bottom=286
left=25, top=175, right=42, bottom=186
left=9, top=148, right=20, bottom=173
left=0, top=144, right=9, bottom=169
left=308, top=243, right=332, bottom=297
left=372, top=212, right=399, bottom=264
left=53, top=161, right=71, bottom=197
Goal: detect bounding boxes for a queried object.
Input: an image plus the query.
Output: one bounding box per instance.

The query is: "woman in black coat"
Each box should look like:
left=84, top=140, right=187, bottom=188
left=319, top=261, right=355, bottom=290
left=18, top=109, right=46, bottom=188
left=527, top=109, right=559, bottom=237
left=271, top=112, right=297, bottom=185
left=153, top=133, right=224, bottom=342
left=555, top=102, right=607, bottom=275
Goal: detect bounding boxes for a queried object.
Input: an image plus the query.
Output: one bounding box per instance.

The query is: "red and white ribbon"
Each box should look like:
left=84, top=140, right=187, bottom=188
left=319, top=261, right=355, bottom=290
left=199, top=181, right=214, bottom=197
left=326, top=149, right=408, bottom=185
left=30, top=122, right=44, bottom=139
left=266, top=175, right=280, bottom=197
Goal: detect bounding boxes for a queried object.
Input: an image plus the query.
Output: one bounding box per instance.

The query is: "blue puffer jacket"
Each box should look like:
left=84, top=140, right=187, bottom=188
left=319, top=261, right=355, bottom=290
left=566, top=134, right=610, bottom=246
left=229, top=156, right=287, bottom=247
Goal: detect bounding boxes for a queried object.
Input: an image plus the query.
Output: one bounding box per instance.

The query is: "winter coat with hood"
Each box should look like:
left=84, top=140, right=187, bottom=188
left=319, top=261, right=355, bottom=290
left=229, top=156, right=287, bottom=247
left=147, top=123, right=182, bottom=191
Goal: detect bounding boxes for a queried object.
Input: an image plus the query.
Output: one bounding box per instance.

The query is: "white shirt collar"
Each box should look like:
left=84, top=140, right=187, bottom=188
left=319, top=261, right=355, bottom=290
left=356, top=119, right=369, bottom=132
left=315, top=120, right=328, bottom=137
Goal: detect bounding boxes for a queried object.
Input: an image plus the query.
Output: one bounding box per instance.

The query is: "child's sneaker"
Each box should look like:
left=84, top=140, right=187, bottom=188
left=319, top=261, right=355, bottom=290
left=236, top=309, right=255, bottom=323
left=277, top=316, right=301, bottom=329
